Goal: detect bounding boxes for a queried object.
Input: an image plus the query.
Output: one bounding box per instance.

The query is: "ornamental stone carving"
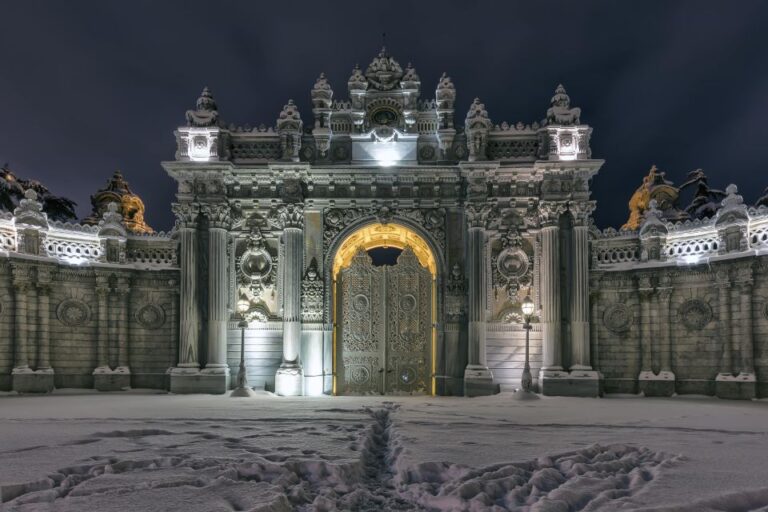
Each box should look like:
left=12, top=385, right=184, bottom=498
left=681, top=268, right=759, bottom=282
left=271, top=204, right=304, bottom=230
left=238, top=231, right=275, bottom=294
left=202, top=204, right=231, bottom=229
left=57, top=299, right=91, bottom=327
left=301, top=258, right=324, bottom=323
left=171, top=203, right=200, bottom=229
left=603, top=303, right=632, bottom=334
left=135, top=304, right=166, bottom=329
left=678, top=299, right=712, bottom=331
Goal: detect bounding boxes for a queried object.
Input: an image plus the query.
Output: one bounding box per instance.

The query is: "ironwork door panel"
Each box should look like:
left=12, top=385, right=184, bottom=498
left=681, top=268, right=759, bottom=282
left=338, top=247, right=432, bottom=395
left=338, top=251, right=385, bottom=394
left=385, top=248, right=432, bottom=394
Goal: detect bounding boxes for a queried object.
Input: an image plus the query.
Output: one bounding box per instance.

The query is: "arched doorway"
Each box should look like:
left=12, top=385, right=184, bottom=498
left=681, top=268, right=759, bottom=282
left=332, top=223, right=437, bottom=395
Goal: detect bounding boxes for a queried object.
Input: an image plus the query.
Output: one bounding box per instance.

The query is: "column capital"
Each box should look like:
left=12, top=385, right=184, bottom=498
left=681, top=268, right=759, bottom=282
left=201, top=203, right=231, bottom=230
left=464, top=203, right=496, bottom=229
left=538, top=201, right=568, bottom=227
left=567, top=200, right=596, bottom=226
left=271, top=203, right=304, bottom=230
left=172, top=202, right=201, bottom=229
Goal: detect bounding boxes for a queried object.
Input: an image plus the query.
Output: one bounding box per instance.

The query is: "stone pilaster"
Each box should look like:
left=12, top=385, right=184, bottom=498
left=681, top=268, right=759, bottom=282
left=12, top=265, right=54, bottom=393
left=275, top=203, right=304, bottom=396
left=717, top=266, right=756, bottom=399
left=93, top=275, right=111, bottom=373
left=463, top=204, right=498, bottom=396
left=569, top=206, right=592, bottom=370
left=640, top=275, right=675, bottom=397
left=12, top=277, right=29, bottom=372
left=32, top=268, right=55, bottom=393
left=200, top=204, right=231, bottom=393
left=170, top=203, right=214, bottom=393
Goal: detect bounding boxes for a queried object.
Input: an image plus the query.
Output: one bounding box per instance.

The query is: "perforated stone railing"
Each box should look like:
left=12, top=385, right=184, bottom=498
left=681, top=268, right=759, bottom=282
left=593, top=206, right=768, bottom=270
left=126, top=234, right=177, bottom=267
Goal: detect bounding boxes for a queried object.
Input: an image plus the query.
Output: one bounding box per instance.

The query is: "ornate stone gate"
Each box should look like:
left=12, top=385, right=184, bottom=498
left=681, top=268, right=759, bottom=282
left=336, top=248, right=433, bottom=395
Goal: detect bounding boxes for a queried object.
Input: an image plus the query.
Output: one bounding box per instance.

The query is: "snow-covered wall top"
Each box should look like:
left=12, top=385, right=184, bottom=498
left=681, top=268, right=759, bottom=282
left=593, top=185, right=768, bottom=270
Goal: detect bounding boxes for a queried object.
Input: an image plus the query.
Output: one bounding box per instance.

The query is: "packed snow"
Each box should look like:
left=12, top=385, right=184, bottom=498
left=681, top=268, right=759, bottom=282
left=1, top=391, right=768, bottom=511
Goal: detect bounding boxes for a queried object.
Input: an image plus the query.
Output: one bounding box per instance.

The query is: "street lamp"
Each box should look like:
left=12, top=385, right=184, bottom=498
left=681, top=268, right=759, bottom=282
left=231, top=299, right=256, bottom=397
left=514, top=294, right=539, bottom=400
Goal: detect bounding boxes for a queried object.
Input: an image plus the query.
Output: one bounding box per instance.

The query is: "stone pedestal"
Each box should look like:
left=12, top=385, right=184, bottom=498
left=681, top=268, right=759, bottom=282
left=12, top=368, right=54, bottom=393
left=275, top=366, right=303, bottom=396
left=170, top=367, right=229, bottom=394
left=716, top=373, right=756, bottom=400
left=638, top=370, right=675, bottom=397
left=463, top=366, right=499, bottom=397
left=94, top=367, right=131, bottom=392
left=541, top=369, right=600, bottom=397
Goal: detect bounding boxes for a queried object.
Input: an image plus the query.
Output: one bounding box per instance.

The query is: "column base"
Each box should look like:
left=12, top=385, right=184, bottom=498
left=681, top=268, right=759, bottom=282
left=638, top=370, right=675, bottom=397
left=93, top=367, right=131, bottom=391
left=230, top=386, right=258, bottom=398
left=463, top=366, right=500, bottom=397
left=170, top=367, right=229, bottom=394
left=540, top=369, right=601, bottom=397
left=716, top=372, right=756, bottom=400
left=275, top=365, right=303, bottom=396
left=12, top=367, right=54, bottom=393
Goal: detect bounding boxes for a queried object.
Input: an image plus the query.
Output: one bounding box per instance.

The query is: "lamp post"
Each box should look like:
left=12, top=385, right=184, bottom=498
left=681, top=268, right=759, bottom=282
left=231, top=299, right=256, bottom=397
left=515, top=294, right=539, bottom=400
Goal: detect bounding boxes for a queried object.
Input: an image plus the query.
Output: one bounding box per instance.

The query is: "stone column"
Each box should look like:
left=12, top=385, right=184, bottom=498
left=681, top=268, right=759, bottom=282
left=12, top=278, right=29, bottom=372
left=113, top=278, right=131, bottom=389
left=201, top=204, right=231, bottom=392
left=94, top=276, right=111, bottom=373
left=539, top=216, right=562, bottom=372
left=640, top=274, right=675, bottom=396
left=716, top=271, right=732, bottom=376
left=569, top=214, right=592, bottom=370
left=275, top=204, right=305, bottom=396
left=637, top=276, right=654, bottom=375
left=658, top=284, right=674, bottom=377
left=463, top=204, right=497, bottom=396
left=36, top=267, right=55, bottom=391
left=739, top=282, right=755, bottom=376
left=170, top=203, right=205, bottom=394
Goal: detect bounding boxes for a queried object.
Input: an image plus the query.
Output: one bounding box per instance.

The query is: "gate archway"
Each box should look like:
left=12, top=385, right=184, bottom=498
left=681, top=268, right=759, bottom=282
left=332, top=223, right=438, bottom=395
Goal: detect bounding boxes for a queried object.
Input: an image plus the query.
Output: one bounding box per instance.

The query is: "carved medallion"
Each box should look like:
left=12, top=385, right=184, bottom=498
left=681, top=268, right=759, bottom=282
left=399, top=294, right=417, bottom=313
left=678, top=299, right=712, bottom=331
left=352, top=294, right=369, bottom=313
left=240, top=248, right=272, bottom=280
left=57, top=299, right=91, bottom=327
left=399, top=366, right=416, bottom=384
left=419, top=145, right=436, bottom=160
left=603, top=303, right=632, bottom=333
left=349, top=366, right=370, bottom=385
left=136, top=304, right=166, bottom=329
left=497, top=248, right=529, bottom=281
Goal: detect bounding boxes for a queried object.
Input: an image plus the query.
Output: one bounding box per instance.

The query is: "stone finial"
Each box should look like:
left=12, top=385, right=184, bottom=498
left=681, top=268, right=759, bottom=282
left=546, top=84, right=581, bottom=126
left=400, top=62, right=420, bottom=87
left=277, top=100, right=302, bottom=129
left=186, top=86, right=219, bottom=127
left=24, top=188, right=38, bottom=201
left=311, top=73, right=333, bottom=110
left=435, top=72, right=456, bottom=108
left=347, top=64, right=368, bottom=92
left=364, top=46, right=403, bottom=91
left=465, top=98, right=492, bottom=161
left=13, top=187, right=48, bottom=229
left=277, top=101, right=303, bottom=161
left=721, top=184, right=743, bottom=208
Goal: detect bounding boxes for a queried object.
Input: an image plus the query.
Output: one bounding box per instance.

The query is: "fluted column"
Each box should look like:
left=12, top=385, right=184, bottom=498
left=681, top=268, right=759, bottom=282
left=275, top=203, right=304, bottom=396
left=173, top=203, right=201, bottom=369
left=36, top=278, right=52, bottom=370
left=739, top=281, right=754, bottom=375
left=638, top=276, right=654, bottom=374
left=203, top=204, right=231, bottom=374
left=94, top=276, right=111, bottom=372
left=716, top=271, right=732, bottom=376
left=115, top=278, right=130, bottom=372
left=569, top=221, right=591, bottom=370
left=540, top=222, right=562, bottom=371
left=12, top=279, right=29, bottom=371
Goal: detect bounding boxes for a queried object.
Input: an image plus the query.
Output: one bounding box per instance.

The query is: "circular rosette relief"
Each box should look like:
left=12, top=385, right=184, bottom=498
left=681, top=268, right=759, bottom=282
left=57, top=299, right=91, bottom=327
left=349, top=366, right=370, bottom=385
left=399, top=367, right=416, bottom=384
left=352, top=294, right=369, bottom=313
left=135, top=304, right=166, bottom=329
left=399, top=294, right=417, bottom=313
left=603, top=303, right=632, bottom=334
left=678, top=299, right=712, bottom=331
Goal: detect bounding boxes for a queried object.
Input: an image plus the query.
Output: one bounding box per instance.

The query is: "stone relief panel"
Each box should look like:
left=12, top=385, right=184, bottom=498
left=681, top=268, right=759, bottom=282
left=301, top=258, right=324, bottom=323
left=490, top=230, right=534, bottom=322
left=235, top=228, right=278, bottom=315
left=135, top=304, right=166, bottom=329
left=56, top=299, right=91, bottom=327
left=678, top=298, right=713, bottom=331
left=602, top=303, right=633, bottom=334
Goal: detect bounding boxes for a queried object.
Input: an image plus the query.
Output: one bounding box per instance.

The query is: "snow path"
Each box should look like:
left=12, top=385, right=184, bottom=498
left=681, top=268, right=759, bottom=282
left=1, top=393, right=767, bottom=511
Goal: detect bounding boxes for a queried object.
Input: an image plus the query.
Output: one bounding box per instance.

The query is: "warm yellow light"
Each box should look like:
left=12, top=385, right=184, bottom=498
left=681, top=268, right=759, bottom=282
left=332, top=222, right=437, bottom=278
left=237, top=299, right=250, bottom=314
left=522, top=294, right=535, bottom=317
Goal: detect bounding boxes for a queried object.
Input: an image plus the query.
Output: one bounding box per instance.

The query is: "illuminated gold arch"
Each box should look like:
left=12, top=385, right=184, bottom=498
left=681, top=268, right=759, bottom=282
left=332, top=222, right=437, bottom=278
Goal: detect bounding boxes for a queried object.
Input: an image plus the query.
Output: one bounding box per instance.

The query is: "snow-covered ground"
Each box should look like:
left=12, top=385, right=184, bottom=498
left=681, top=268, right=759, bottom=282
left=1, top=391, right=768, bottom=511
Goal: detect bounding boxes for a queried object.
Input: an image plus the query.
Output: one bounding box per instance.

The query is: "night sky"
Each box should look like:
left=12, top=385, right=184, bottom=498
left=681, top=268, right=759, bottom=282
left=2, top=1, right=767, bottom=231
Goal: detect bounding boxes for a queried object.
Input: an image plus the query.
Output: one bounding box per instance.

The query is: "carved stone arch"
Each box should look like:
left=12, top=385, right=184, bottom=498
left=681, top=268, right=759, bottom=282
left=323, top=214, right=448, bottom=323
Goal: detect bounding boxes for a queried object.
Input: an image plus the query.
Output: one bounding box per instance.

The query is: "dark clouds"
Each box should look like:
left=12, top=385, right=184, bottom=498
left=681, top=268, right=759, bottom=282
left=1, top=0, right=766, bottom=230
